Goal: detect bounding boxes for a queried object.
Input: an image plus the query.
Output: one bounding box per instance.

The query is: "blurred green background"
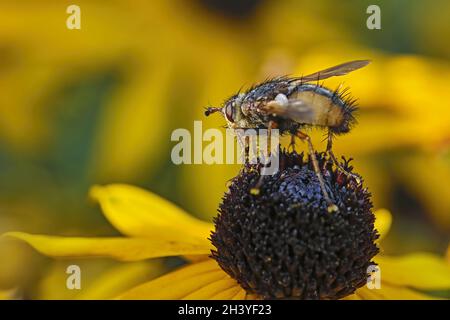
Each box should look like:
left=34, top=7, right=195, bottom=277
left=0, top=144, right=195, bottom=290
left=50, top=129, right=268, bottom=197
left=0, top=0, right=449, bottom=298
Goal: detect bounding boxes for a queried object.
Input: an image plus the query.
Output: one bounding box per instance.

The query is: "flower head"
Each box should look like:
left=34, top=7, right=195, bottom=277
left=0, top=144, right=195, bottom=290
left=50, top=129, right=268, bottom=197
left=212, top=151, right=379, bottom=299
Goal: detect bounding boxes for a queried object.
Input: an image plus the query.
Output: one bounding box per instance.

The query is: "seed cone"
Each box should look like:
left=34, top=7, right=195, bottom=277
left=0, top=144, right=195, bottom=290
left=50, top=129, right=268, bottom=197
left=210, top=150, right=379, bottom=300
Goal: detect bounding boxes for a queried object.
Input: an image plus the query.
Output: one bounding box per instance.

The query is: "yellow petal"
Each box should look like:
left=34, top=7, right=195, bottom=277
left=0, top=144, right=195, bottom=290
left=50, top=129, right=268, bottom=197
left=210, top=285, right=242, bottom=300
left=374, top=209, right=392, bottom=242
left=375, top=253, right=450, bottom=290
left=4, top=232, right=211, bottom=261
left=90, top=184, right=213, bottom=244
left=118, top=259, right=227, bottom=299
left=356, top=283, right=440, bottom=300
left=342, top=293, right=363, bottom=300
left=183, top=254, right=212, bottom=263
left=76, top=261, right=165, bottom=300
left=231, top=289, right=248, bottom=300
left=36, top=260, right=163, bottom=300
left=245, top=293, right=260, bottom=300
left=183, top=278, right=238, bottom=300
left=353, top=286, right=381, bottom=300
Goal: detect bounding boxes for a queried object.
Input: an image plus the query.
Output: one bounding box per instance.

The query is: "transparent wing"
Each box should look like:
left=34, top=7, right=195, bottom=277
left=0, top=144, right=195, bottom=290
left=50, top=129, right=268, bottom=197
left=263, top=99, right=316, bottom=124
left=292, top=60, right=370, bottom=83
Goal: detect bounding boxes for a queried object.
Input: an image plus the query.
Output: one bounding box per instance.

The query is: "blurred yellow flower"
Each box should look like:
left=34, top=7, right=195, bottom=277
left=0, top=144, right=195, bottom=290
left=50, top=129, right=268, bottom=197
left=5, top=184, right=450, bottom=299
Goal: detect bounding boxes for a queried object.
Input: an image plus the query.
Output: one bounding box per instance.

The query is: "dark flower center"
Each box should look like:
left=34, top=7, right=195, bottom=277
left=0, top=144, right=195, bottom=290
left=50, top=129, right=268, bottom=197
left=210, top=151, right=379, bottom=300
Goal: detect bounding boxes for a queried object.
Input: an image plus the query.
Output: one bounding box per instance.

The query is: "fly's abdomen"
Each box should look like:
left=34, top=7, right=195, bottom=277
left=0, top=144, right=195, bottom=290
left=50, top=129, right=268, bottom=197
left=289, top=84, right=356, bottom=133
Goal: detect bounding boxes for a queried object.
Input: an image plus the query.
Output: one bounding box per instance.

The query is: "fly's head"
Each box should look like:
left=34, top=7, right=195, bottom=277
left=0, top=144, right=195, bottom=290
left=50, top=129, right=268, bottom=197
left=205, top=93, right=246, bottom=129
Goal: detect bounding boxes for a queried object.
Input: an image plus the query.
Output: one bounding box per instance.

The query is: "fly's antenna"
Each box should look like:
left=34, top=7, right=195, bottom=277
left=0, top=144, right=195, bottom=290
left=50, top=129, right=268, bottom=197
left=204, top=106, right=222, bottom=116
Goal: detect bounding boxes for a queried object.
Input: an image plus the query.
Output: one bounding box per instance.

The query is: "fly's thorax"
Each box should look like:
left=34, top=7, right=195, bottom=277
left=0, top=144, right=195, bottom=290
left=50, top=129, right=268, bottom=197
left=235, top=99, right=266, bottom=129
left=239, top=97, right=254, bottom=118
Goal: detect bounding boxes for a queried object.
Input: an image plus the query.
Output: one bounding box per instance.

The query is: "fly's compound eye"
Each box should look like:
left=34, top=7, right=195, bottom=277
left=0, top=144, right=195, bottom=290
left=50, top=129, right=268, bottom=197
left=224, top=102, right=235, bottom=123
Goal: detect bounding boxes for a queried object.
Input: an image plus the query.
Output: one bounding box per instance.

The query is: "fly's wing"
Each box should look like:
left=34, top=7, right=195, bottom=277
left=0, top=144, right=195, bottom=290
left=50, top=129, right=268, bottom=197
left=292, top=60, right=370, bottom=83
left=263, top=99, right=316, bottom=124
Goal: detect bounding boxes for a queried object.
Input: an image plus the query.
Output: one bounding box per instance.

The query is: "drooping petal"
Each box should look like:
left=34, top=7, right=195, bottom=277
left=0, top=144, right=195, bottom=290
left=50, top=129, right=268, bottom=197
left=374, top=209, right=392, bottom=242
left=118, top=259, right=228, bottom=299
left=375, top=253, right=450, bottom=290
left=355, top=283, right=440, bottom=300
left=90, top=184, right=213, bottom=245
left=4, top=232, right=211, bottom=261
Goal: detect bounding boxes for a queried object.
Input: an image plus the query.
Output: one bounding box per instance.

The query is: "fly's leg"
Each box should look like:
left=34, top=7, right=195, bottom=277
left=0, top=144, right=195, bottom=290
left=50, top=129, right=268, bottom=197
left=236, top=130, right=249, bottom=164
left=288, top=134, right=296, bottom=153
left=326, top=131, right=361, bottom=184
left=297, top=130, right=338, bottom=213
left=250, top=121, right=276, bottom=196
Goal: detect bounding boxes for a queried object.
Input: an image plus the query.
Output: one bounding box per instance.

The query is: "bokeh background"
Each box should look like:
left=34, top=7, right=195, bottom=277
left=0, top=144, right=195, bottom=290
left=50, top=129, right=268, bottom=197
left=0, top=0, right=449, bottom=299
